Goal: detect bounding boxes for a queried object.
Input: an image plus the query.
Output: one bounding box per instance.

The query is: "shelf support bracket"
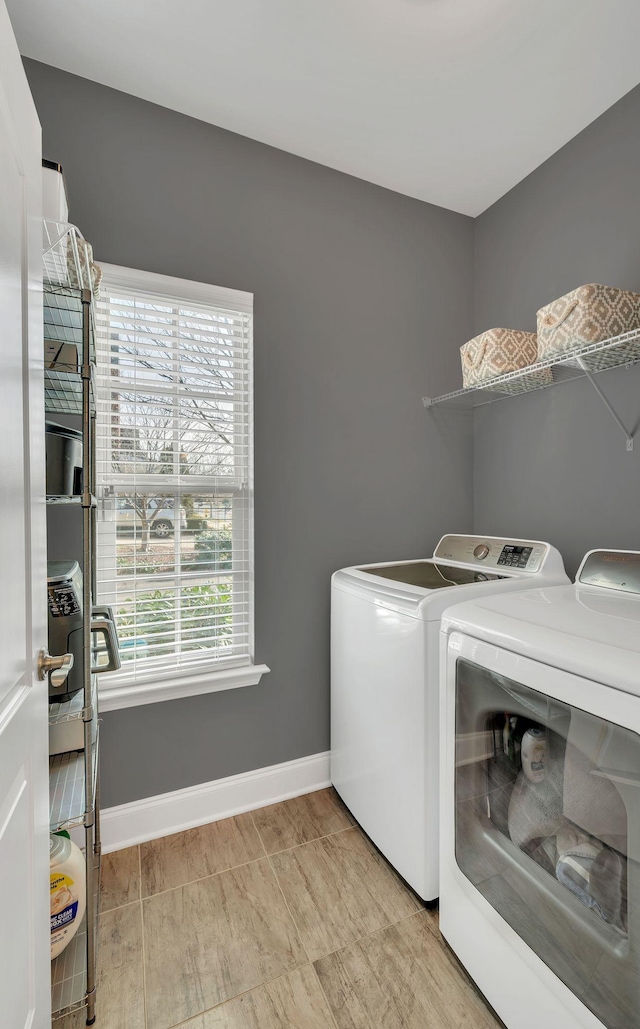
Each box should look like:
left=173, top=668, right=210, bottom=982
left=576, top=358, right=634, bottom=451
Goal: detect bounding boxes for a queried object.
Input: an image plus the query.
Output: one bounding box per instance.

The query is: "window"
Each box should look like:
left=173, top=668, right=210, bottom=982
left=95, top=264, right=268, bottom=709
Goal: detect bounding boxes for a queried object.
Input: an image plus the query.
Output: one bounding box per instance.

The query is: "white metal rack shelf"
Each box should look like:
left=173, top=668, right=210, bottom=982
left=423, top=327, right=640, bottom=450
left=51, top=916, right=89, bottom=1018
left=46, top=495, right=97, bottom=507
left=49, top=734, right=99, bottom=833
left=49, top=676, right=98, bottom=755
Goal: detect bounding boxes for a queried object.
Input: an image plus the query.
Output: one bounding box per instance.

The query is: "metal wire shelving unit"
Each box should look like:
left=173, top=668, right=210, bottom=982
left=45, top=219, right=101, bottom=1025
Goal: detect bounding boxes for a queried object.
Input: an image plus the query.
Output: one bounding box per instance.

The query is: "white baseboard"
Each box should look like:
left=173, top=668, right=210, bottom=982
left=101, top=751, right=331, bottom=853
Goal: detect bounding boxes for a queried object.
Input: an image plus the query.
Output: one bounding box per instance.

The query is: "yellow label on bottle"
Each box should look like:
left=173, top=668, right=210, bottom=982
left=50, top=872, right=74, bottom=893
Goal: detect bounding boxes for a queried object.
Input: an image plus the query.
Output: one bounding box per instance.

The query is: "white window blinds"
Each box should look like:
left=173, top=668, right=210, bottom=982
left=95, top=265, right=254, bottom=692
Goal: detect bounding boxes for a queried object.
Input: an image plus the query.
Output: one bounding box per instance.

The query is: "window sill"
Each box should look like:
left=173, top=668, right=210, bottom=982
left=97, top=663, right=270, bottom=712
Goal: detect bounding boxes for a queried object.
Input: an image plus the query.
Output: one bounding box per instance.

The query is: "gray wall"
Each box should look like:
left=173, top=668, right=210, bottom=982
left=26, top=59, right=475, bottom=806
left=473, top=83, right=640, bottom=576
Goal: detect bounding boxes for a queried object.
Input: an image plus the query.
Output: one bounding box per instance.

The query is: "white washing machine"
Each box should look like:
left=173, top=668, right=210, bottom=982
left=330, top=533, right=568, bottom=902
left=439, top=549, right=640, bottom=1029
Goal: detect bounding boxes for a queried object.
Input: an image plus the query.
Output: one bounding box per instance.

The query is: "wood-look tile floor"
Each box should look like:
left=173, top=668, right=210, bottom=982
left=54, top=788, right=502, bottom=1029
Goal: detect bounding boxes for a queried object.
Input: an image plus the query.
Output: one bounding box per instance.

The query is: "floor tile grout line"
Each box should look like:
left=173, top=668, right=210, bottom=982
left=136, top=815, right=312, bottom=1029
left=311, top=907, right=428, bottom=968
left=110, top=799, right=420, bottom=1027
left=107, top=797, right=355, bottom=904
left=139, top=814, right=319, bottom=1027
left=116, top=812, right=424, bottom=1029
left=100, top=844, right=144, bottom=913
left=161, top=908, right=499, bottom=1029
left=138, top=845, right=149, bottom=1029
left=250, top=809, right=315, bottom=968
left=259, top=822, right=358, bottom=859
left=100, top=896, right=142, bottom=914
left=136, top=822, right=359, bottom=905
left=308, top=962, right=342, bottom=1029
left=165, top=962, right=331, bottom=1029
left=250, top=808, right=270, bottom=861
left=259, top=814, right=424, bottom=971
left=139, top=853, right=268, bottom=903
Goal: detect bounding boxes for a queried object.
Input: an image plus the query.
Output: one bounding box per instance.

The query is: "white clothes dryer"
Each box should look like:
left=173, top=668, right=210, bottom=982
left=439, top=549, right=640, bottom=1029
left=330, top=533, right=568, bottom=902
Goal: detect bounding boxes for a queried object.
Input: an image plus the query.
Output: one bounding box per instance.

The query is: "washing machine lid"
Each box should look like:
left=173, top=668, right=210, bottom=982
left=441, top=550, right=640, bottom=696
left=331, top=535, right=568, bottom=620
left=359, top=560, right=502, bottom=589
left=331, top=562, right=494, bottom=618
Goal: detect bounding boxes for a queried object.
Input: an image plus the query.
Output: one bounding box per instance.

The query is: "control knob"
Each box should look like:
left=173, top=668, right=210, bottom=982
left=473, top=544, right=490, bottom=560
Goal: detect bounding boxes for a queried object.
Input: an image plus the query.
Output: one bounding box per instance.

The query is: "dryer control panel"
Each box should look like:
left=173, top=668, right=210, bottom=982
left=577, top=549, right=640, bottom=594
left=434, top=535, right=548, bottom=573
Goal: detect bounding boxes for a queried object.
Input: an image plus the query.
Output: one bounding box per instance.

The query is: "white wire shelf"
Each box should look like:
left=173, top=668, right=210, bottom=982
left=46, top=494, right=97, bottom=507
left=423, top=327, right=640, bottom=410
left=49, top=730, right=98, bottom=833
left=44, top=371, right=97, bottom=418
left=49, top=677, right=98, bottom=755
left=44, top=369, right=86, bottom=416
left=51, top=914, right=87, bottom=1019
left=423, top=328, right=640, bottom=450
left=43, top=219, right=96, bottom=294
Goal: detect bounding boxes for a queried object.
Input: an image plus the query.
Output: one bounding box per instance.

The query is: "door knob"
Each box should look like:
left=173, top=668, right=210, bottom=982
left=38, top=649, right=74, bottom=689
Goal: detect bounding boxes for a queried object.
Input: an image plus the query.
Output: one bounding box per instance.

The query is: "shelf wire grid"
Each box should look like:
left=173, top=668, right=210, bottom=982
left=43, top=221, right=96, bottom=415
left=425, top=327, right=640, bottom=408
left=49, top=730, right=98, bottom=833
left=43, top=287, right=95, bottom=414
left=43, top=220, right=95, bottom=293
left=51, top=916, right=87, bottom=1018
left=49, top=677, right=98, bottom=755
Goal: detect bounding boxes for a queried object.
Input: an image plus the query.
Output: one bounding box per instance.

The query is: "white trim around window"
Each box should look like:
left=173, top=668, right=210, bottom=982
left=94, top=263, right=268, bottom=709
left=98, top=661, right=271, bottom=712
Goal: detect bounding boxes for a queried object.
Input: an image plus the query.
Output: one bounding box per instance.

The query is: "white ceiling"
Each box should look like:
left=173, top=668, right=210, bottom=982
left=8, top=0, right=640, bottom=216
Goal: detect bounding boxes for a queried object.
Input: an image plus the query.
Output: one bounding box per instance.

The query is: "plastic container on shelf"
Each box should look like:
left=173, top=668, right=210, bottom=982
left=50, top=832, right=86, bottom=960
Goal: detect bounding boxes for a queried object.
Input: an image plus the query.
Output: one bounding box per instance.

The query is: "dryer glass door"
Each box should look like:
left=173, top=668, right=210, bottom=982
left=455, top=658, right=640, bottom=1029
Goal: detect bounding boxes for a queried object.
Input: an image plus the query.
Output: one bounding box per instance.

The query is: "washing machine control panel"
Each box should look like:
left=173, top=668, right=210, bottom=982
left=497, top=545, right=533, bottom=568
left=434, top=535, right=547, bottom=573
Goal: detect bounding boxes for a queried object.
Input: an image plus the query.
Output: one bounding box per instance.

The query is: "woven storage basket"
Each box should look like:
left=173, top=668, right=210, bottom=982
left=460, top=328, right=547, bottom=389
left=537, top=284, right=640, bottom=367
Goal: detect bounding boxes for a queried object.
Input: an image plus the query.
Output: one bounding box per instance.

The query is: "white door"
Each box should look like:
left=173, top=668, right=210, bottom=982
left=0, top=4, right=50, bottom=1028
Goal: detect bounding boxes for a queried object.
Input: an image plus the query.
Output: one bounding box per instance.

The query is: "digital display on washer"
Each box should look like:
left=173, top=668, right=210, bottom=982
left=497, top=545, right=532, bottom=568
